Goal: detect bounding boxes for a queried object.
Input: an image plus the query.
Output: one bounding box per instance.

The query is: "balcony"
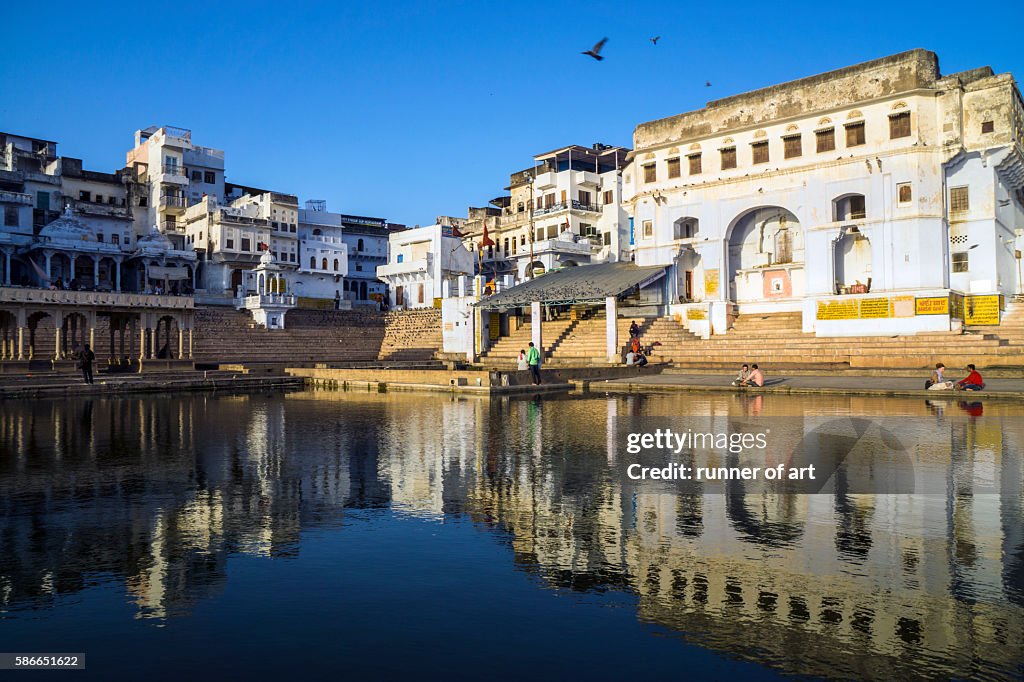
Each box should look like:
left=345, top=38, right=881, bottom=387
left=573, top=170, right=600, bottom=187
left=71, top=199, right=131, bottom=219
left=534, top=171, right=557, bottom=190
left=534, top=200, right=601, bottom=217
left=529, top=237, right=592, bottom=257
left=0, top=190, right=32, bottom=206
left=240, top=293, right=296, bottom=310
left=377, top=255, right=431, bottom=277
left=158, top=164, right=189, bottom=184
left=0, top=286, right=194, bottom=309
left=159, top=194, right=188, bottom=213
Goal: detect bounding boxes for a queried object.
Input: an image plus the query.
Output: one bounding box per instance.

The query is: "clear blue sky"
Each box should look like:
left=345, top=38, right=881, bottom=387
left=2, top=0, right=1022, bottom=226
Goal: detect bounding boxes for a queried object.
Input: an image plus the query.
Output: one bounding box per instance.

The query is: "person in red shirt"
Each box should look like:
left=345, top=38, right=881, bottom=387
left=957, top=364, right=985, bottom=391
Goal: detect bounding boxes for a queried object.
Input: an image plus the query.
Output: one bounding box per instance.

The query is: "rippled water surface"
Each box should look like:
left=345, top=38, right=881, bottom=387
left=0, top=389, right=1022, bottom=681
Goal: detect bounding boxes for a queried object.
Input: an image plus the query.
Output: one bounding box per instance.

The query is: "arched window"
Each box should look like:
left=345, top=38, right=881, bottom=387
left=322, top=257, right=328, bottom=270
left=833, top=194, right=866, bottom=221
left=333, top=258, right=339, bottom=271
left=673, top=218, right=699, bottom=240
left=313, top=228, right=322, bottom=236
left=309, top=256, right=315, bottom=269
left=357, top=238, right=364, bottom=252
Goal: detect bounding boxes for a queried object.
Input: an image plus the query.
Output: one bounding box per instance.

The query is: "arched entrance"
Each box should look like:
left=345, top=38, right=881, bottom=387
left=726, top=206, right=803, bottom=302
left=834, top=229, right=872, bottom=293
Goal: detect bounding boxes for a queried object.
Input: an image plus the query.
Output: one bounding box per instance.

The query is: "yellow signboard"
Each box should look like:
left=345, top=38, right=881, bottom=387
left=859, top=297, right=891, bottom=319
left=915, top=297, right=949, bottom=315
left=965, top=295, right=1000, bottom=325
left=489, top=312, right=500, bottom=341
left=817, top=299, right=859, bottom=320
left=704, top=269, right=720, bottom=297
left=686, top=307, right=707, bottom=321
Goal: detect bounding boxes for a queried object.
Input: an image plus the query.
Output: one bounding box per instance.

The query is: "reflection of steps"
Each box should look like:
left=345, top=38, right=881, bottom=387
left=639, top=311, right=1024, bottom=371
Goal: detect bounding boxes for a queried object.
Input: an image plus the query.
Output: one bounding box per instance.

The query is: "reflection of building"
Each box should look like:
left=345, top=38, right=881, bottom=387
left=624, top=49, right=1024, bottom=336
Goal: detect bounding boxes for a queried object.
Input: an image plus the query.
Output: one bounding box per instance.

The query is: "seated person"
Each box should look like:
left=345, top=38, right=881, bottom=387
left=927, top=362, right=954, bottom=390
left=956, top=364, right=985, bottom=391
left=739, top=364, right=764, bottom=387
left=625, top=350, right=636, bottom=366
left=732, top=363, right=750, bottom=386
left=636, top=350, right=648, bottom=367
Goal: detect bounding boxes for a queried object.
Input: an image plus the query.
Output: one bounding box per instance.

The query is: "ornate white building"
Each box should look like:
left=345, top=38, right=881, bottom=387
left=624, top=49, right=1024, bottom=335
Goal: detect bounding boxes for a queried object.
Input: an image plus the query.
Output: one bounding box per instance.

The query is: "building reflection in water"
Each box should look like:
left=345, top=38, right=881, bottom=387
left=0, top=389, right=1021, bottom=679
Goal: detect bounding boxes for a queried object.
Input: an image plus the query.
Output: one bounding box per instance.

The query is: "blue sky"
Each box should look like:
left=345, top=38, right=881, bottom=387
left=2, top=0, right=1022, bottom=226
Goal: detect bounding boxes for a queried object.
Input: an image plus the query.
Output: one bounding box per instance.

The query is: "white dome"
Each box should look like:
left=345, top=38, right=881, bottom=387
left=39, top=207, right=93, bottom=242
left=136, top=225, right=175, bottom=251
left=259, top=250, right=275, bottom=266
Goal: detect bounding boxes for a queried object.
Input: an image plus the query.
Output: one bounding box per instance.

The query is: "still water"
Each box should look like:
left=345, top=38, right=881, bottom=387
left=0, top=389, right=1022, bottom=681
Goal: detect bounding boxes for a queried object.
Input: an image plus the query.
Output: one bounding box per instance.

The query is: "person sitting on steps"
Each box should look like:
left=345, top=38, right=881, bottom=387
left=956, top=364, right=985, bottom=391
left=738, top=364, right=764, bottom=387
left=732, top=363, right=750, bottom=386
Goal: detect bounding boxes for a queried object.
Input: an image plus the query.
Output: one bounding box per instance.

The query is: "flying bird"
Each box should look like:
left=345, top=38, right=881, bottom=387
left=650, top=36, right=660, bottom=45
left=705, top=80, right=712, bottom=87
left=582, top=37, right=607, bottom=61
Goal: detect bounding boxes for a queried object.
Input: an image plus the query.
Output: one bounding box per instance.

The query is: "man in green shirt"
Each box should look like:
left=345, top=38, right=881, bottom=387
left=526, top=342, right=542, bottom=385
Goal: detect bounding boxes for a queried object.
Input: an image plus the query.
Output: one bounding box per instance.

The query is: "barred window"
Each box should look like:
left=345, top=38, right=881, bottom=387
left=643, top=164, right=656, bottom=183
left=783, top=135, right=802, bottom=159
left=666, top=157, right=681, bottom=178
left=688, top=154, right=702, bottom=175
left=952, top=251, right=969, bottom=273
left=950, top=186, right=970, bottom=213
left=889, top=112, right=911, bottom=139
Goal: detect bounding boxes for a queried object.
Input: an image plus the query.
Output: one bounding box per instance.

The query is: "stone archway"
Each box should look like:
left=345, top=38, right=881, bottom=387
left=27, top=311, right=54, bottom=360
left=154, top=315, right=181, bottom=359
left=62, top=311, right=90, bottom=358
left=725, top=206, right=803, bottom=302
left=834, top=230, right=872, bottom=293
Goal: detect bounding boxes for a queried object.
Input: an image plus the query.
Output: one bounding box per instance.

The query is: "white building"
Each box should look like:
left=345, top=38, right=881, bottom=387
left=377, top=223, right=476, bottom=309
left=295, top=201, right=350, bottom=303
left=623, top=49, right=1024, bottom=336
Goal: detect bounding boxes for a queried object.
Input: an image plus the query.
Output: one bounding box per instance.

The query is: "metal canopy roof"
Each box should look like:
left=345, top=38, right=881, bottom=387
left=475, top=261, right=666, bottom=311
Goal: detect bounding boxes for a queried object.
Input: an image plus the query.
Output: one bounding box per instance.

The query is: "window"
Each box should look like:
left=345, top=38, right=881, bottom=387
left=897, top=183, right=913, bottom=204
left=560, top=190, right=567, bottom=203
left=124, top=237, right=130, bottom=245
left=191, top=170, right=202, bottom=182
left=642, top=220, right=653, bottom=239
left=520, top=234, right=525, bottom=246
left=503, top=238, right=509, bottom=254
left=357, top=238, right=364, bottom=251
left=241, top=237, right=251, bottom=251
left=310, top=256, right=316, bottom=268
left=290, top=224, right=296, bottom=233
left=226, top=238, right=235, bottom=249
left=643, top=164, right=656, bottom=183
left=751, top=141, right=769, bottom=164
left=720, top=147, right=737, bottom=170
left=834, top=194, right=867, bottom=221
left=535, top=197, right=542, bottom=210
left=333, top=259, right=339, bottom=271
left=603, top=231, right=611, bottom=245
left=95, top=195, right=104, bottom=204
left=577, top=190, right=591, bottom=206
left=816, top=128, right=836, bottom=153
left=674, top=219, right=698, bottom=239
left=272, top=221, right=279, bottom=230
left=950, top=186, right=969, bottom=212
left=580, top=224, right=598, bottom=237
left=3, top=206, right=17, bottom=227
left=603, top=190, right=613, bottom=205
left=322, top=257, right=328, bottom=269
left=845, top=122, right=866, bottom=146
left=546, top=225, right=558, bottom=239
left=517, top=201, right=524, bottom=213
left=688, top=154, right=702, bottom=175
left=204, top=171, right=215, bottom=183
left=96, top=233, right=104, bottom=242
left=889, top=112, right=911, bottom=139
left=79, top=190, right=91, bottom=201
left=666, top=157, right=681, bottom=178
left=511, top=238, right=517, bottom=255
left=112, top=233, right=120, bottom=245
left=536, top=228, right=544, bottom=242
left=356, top=264, right=363, bottom=272
left=952, top=251, right=969, bottom=273
left=981, top=120, right=994, bottom=134
left=783, top=135, right=802, bottom=159
left=139, top=196, right=148, bottom=207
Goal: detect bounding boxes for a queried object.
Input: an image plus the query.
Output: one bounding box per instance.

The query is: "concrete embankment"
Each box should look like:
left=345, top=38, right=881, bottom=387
left=579, top=372, right=1024, bottom=403
left=0, top=371, right=303, bottom=400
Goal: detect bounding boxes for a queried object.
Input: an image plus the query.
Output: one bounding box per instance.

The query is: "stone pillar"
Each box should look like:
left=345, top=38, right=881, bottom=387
left=115, top=260, right=122, bottom=292
left=69, top=256, right=76, bottom=282
left=17, top=326, right=24, bottom=360
left=54, top=324, right=62, bottom=360
left=139, top=324, right=147, bottom=361
left=3, top=250, right=10, bottom=285
left=188, top=327, right=193, bottom=359
left=605, top=296, right=618, bottom=363
left=89, top=325, right=95, bottom=352
left=93, top=257, right=100, bottom=289
left=148, top=327, right=155, bottom=359
left=531, top=301, right=542, bottom=359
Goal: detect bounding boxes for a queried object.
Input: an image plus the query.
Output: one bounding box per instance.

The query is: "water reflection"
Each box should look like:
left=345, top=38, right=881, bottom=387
left=0, top=390, right=1022, bottom=680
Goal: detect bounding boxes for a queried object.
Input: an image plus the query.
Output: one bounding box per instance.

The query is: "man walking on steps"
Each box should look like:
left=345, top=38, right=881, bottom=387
left=527, top=342, right=542, bottom=386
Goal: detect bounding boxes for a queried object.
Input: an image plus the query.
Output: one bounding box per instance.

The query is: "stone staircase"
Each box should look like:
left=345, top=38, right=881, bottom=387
left=192, top=307, right=385, bottom=363
left=641, top=310, right=1024, bottom=371
left=378, top=309, right=443, bottom=361
left=478, top=318, right=576, bottom=365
